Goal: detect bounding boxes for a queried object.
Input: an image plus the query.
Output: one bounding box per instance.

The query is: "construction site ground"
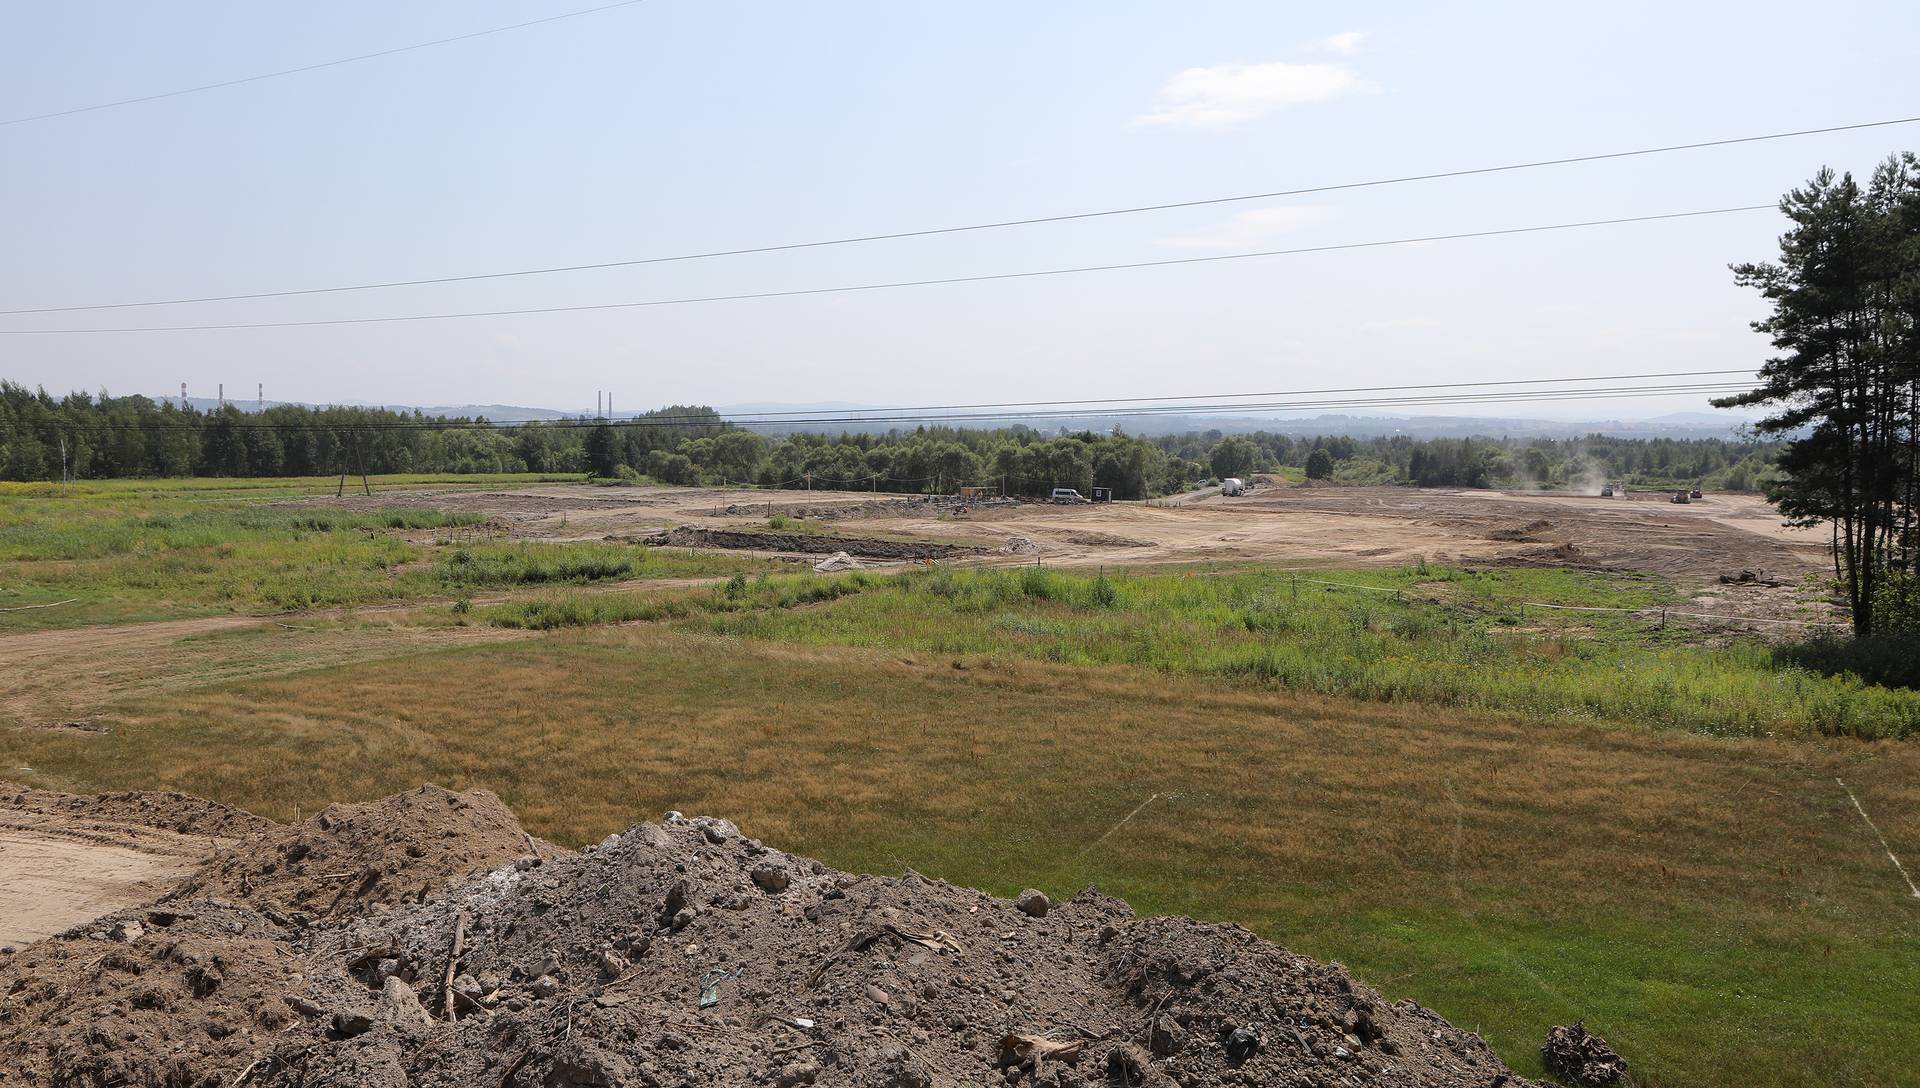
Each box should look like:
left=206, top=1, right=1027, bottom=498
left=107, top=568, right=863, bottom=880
left=3, top=477, right=1906, bottom=1087
left=300, top=479, right=1829, bottom=580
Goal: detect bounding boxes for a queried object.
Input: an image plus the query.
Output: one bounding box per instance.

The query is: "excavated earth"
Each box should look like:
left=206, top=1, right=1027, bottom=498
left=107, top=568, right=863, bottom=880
left=644, top=527, right=986, bottom=562
left=0, top=787, right=1543, bottom=1088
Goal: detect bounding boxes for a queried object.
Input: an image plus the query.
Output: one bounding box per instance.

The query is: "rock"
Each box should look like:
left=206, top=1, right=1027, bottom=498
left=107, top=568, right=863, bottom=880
left=372, top=957, right=402, bottom=985
left=551, top=1040, right=633, bottom=1087
left=596, top=949, right=630, bottom=978
left=1542, top=1022, right=1627, bottom=1086
left=696, top=817, right=740, bottom=843
left=1149, top=1015, right=1184, bottom=1057
left=377, top=976, right=431, bottom=1026
left=1015, top=889, right=1050, bottom=918
left=750, top=865, right=791, bottom=893
left=774, top=1060, right=820, bottom=1086
left=530, top=974, right=561, bottom=998
left=330, top=1008, right=376, bottom=1038
left=109, top=920, right=144, bottom=943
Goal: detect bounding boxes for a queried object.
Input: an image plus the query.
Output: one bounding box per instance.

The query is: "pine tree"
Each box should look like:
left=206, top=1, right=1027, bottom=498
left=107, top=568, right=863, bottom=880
left=1716, top=157, right=1920, bottom=635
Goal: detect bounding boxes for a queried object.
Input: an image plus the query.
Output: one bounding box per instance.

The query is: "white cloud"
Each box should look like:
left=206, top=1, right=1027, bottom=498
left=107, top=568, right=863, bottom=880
left=1133, top=62, right=1376, bottom=130
left=1157, top=205, right=1335, bottom=249
left=1311, top=31, right=1365, bottom=55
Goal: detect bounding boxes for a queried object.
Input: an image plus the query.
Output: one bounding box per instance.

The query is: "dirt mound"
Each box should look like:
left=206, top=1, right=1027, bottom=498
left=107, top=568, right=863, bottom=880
left=1, top=782, right=273, bottom=840
left=813, top=551, right=863, bottom=572
left=1542, top=1021, right=1627, bottom=1085
left=1488, top=519, right=1554, bottom=542
left=821, top=495, right=1021, bottom=521
left=1057, top=530, right=1153, bottom=549
left=0, top=796, right=1545, bottom=1088
left=0, top=903, right=319, bottom=1087
left=646, top=526, right=984, bottom=561
left=168, top=786, right=542, bottom=920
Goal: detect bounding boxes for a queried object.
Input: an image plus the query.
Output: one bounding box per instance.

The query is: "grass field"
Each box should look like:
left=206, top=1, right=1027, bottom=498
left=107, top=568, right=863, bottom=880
left=461, top=565, right=1920, bottom=739
left=0, top=474, right=768, bottom=628
left=4, top=624, right=1914, bottom=1087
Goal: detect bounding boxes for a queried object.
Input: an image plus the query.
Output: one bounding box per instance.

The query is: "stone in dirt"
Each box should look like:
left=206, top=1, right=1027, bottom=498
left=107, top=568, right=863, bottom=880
left=0, top=786, right=1550, bottom=1088
left=812, top=550, right=861, bottom=572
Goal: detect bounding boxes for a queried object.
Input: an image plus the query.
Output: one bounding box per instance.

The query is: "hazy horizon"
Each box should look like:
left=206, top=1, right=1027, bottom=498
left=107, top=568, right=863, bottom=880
left=4, top=1, right=1916, bottom=414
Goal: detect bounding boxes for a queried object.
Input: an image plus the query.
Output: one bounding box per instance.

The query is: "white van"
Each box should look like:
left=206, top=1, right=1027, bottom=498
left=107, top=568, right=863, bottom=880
left=1050, top=488, right=1090, bottom=503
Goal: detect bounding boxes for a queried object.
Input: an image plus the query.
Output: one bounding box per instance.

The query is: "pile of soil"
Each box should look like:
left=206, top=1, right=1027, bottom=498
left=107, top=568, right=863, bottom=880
left=1487, top=519, right=1554, bottom=543
left=1056, top=531, right=1153, bottom=549
left=0, top=783, right=272, bottom=840
left=820, top=495, right=1021, bottom=521
left=1541, top=1021, right=1627, bottom=1085
left=646, top=527, right=984, bottom=562
left=0, top=793, right=1545, bottom=1088
left=168, top=786, right=542, bottom=920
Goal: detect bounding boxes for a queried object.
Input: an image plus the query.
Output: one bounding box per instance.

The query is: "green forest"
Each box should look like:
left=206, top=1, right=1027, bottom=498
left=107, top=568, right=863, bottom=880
left=0, top=382, right=1776, bottom=497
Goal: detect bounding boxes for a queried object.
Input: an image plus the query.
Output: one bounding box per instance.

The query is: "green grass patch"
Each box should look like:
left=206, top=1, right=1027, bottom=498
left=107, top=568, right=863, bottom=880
left=690, top=565, right=1920, bottom=739
left=481, top=571, right=873, bottom=630
left=0, top=474, right=767, bottom=628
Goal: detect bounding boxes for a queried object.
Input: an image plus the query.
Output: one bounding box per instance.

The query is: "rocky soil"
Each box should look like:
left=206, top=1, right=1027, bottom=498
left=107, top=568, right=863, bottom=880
left=0, top=789, right=1546, bottom=1088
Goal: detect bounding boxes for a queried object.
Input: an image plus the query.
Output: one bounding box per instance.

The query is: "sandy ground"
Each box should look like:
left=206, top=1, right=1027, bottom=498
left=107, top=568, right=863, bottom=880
left=302, top=480, right=1831, bottom=579
left=0, top=810, right=212, bottom=947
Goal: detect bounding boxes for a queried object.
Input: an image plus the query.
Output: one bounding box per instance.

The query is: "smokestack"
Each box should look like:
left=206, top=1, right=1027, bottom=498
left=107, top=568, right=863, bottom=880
left=218, top=383, right=224, bottom=408
left=180, top=382, right=187, bottom=410
left=257, top=383, right=263, bottom=411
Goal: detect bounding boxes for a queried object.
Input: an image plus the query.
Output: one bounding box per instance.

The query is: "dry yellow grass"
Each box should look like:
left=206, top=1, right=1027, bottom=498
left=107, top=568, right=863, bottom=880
left=4, top=625, right=1915, bottom=1086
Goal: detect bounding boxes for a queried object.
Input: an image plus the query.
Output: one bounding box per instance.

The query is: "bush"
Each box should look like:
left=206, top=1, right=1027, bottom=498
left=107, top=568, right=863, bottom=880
left=1772, top=635, right=1920, bottom=690
left=1019, top=567, right=1057, bottom=600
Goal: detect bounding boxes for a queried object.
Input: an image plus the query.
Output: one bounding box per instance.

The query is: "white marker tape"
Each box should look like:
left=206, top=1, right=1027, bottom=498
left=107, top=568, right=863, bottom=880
left=1837, top=778, right=1920, bottom=900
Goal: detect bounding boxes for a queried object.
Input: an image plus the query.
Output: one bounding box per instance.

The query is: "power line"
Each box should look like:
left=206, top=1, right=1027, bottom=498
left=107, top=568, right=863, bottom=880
left=7, top=377, right=1759, bottom=434
left=0, top=205, right=1776, bottom=335
left=715, top=368, right=1759, bottom=420
left=0, top=0, right=648, bottom=129
left=4, top=115, right=1909, bottom=316
left=47, top=368, right=1760, bottom=431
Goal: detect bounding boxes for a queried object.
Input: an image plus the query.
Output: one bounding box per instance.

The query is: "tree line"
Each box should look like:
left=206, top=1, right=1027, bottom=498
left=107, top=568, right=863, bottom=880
left=4, top=381, right=1780, bottom=501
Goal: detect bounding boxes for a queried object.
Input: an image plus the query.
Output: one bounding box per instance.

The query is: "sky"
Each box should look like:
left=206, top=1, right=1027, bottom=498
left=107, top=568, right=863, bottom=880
left=1, top=0, right=1916, bottom=419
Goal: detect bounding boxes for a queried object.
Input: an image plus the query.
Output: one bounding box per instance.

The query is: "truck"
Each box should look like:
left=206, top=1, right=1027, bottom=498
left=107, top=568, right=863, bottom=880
left=1221, top=477, right=1249, bottom=497
left=1050, top=488, right=1090, bottom=504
